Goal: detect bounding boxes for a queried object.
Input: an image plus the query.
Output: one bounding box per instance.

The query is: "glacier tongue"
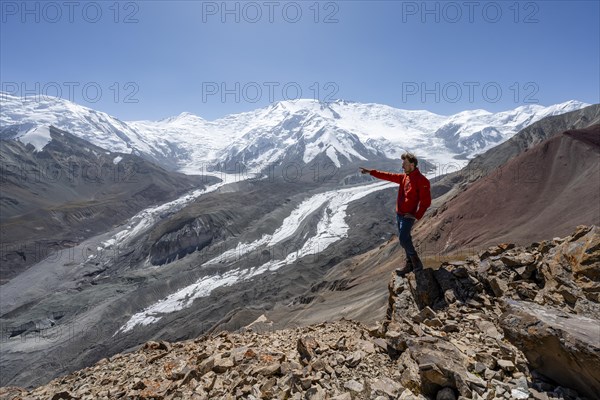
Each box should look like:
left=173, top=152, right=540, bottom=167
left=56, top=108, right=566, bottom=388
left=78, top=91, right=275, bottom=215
left=115, top=180, right=393, bottom=334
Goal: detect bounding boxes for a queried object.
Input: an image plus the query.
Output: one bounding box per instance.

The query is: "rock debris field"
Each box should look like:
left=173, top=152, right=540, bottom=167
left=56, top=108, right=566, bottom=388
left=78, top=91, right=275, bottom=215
left=2, top=225, right=598, bottom=400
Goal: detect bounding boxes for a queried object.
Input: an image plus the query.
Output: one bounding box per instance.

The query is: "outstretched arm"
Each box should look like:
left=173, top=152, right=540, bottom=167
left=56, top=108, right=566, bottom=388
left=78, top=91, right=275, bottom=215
left=360, top=167, right=403, bottom=184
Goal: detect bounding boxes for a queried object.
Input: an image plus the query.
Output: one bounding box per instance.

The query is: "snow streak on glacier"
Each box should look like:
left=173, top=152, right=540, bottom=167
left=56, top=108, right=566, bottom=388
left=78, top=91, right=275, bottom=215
left=116, top=181, right=393, bottom=334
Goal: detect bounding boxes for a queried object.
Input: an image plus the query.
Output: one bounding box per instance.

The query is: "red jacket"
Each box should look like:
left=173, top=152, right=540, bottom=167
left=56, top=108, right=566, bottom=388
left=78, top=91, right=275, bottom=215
left=370, top=168, right=431, bottom=220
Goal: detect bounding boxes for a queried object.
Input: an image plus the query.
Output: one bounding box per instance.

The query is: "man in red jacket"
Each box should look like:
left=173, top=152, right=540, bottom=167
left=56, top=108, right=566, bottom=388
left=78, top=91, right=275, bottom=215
left=360, top=152, right=431, bottom=274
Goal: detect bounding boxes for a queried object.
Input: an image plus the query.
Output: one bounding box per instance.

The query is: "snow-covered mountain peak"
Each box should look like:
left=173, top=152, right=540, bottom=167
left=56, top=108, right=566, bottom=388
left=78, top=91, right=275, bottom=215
left=2, top=92, right=591, bottom=174
left=0, top=92, right=154, bottom=156
left=449, top=109, right=493, bottom=119
left=160, top=112, right=206, bottom=125
left=545, top=100, right=589, bottom=113
left=271, top=98, right=323, bottom=111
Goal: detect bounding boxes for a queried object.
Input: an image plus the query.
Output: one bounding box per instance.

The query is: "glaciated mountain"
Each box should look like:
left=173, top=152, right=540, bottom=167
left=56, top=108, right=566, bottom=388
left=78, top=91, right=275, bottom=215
left=127, top=111, right=255, bottom=174
left=1, top=92, right=589, bottom=174
left=433, top=100, right=589, bottom=156
left=0, top=93, right=155, bottom=157
left=137, top=99, right=588, bottom=171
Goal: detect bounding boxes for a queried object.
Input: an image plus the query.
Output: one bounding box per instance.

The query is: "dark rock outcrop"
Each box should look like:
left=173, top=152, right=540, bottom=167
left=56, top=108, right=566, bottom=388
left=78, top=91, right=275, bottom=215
left=149, top=212, right=236, bottom=265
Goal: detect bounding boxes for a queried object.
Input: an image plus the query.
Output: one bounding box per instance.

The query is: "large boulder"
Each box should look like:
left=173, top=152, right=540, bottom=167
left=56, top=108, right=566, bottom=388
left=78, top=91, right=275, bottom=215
left=403, top=337, right=471, bottom=397
left=499, top=299, right=600, bottom=399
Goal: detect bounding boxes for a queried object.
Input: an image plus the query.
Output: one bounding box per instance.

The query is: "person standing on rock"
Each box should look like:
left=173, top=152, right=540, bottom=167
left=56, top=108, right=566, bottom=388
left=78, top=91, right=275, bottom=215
left=360, top=152, right=431, bottom=274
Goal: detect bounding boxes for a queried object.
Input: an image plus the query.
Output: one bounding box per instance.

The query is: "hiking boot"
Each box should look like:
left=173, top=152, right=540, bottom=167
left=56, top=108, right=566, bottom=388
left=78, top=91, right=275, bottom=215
left=409, top=254, right=425, bottom=272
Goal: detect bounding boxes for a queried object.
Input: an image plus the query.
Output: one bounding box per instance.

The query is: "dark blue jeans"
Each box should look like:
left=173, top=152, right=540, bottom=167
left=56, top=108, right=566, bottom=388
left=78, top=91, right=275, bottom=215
left=396, top=214, right=417, bottom=261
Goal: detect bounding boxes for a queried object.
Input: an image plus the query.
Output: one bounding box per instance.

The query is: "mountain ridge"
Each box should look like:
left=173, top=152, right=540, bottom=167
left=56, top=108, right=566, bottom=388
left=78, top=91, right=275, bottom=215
left=0, top=126, right=215, bottom=282
left=1, top=92, right=589, bottom=176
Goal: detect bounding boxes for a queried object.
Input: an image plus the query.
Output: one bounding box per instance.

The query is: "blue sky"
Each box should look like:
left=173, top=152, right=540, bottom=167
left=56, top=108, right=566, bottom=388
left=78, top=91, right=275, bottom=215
left=1, top=0, right=599, bottom=121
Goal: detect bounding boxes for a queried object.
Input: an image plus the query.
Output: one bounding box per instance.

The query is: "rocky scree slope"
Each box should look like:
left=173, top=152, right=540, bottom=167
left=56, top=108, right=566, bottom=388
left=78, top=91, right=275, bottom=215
left=1, top=225, right=598, bottom=400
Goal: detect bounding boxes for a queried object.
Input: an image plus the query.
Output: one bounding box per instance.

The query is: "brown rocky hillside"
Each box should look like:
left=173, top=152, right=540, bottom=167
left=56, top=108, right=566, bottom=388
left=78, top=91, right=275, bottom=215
left=2, top=226, right=598, bottom=400
left=414, top=125, right=600, bottom=255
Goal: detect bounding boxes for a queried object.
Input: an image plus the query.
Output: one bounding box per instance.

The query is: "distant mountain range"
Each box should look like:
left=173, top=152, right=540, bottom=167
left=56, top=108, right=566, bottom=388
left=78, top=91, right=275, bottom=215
left=1, top=93, right=589, bottom=174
